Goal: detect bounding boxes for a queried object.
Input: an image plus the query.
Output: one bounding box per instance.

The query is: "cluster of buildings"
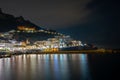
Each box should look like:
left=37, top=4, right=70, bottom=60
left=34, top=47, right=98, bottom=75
left=0, top=35, right=83, bottom=52
left=16, top=26, right=63, bottom=36
left=0, top=26, right=86, bottom=53
left=34, top=36, right=82, bottom=51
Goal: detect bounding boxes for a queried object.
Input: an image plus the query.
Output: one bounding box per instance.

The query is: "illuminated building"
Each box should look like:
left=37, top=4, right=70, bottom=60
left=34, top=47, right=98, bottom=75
left=17, top=26, right=35, bottom=31
left=0, top=43, right=14, bottom=50
left=26, top=39, right=30, bottom=44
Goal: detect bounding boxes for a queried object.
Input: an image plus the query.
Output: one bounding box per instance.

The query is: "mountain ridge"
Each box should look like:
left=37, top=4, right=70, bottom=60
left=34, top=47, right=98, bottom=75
left=0, top=8, right=61, bottom=43
left=0, top=8, right=47, bottom=32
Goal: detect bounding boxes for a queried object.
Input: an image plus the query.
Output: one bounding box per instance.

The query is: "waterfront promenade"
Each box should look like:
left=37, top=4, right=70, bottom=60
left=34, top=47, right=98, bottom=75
left=0, top=49, right=119, bottom=58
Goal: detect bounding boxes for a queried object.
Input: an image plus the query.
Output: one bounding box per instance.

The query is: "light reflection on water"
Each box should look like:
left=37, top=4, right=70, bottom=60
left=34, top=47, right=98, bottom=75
left=79, top=54, right=91, bottom=80
left=0, top=54, right=90, bottom=80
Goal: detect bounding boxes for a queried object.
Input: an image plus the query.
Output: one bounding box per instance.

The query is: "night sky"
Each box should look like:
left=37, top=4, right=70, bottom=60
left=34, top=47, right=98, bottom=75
left=0, top=0, right=120, bottom=48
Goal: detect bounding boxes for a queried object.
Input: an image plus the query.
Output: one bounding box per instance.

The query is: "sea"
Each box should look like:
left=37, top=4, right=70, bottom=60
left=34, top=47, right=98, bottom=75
left=0, top=53, right=120, bottom=80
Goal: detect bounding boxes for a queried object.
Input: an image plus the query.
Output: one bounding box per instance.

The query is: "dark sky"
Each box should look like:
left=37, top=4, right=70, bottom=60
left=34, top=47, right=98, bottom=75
left=0, top=0, right=120, bottom=48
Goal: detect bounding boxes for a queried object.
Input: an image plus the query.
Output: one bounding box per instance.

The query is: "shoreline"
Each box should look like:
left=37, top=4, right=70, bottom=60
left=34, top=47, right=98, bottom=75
left=0, top=49, right=120, bottom=58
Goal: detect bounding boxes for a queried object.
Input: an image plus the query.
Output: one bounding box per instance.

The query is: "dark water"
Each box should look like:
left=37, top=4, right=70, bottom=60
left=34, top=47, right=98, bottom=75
left=0, top=53, right=120, bottom=80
